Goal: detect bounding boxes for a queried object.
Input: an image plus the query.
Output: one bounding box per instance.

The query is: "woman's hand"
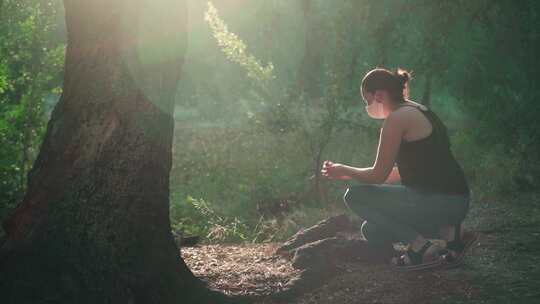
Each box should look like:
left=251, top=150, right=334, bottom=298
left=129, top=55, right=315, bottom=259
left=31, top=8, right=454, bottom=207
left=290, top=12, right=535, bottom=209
left=321, top=160, right=352, bottom=180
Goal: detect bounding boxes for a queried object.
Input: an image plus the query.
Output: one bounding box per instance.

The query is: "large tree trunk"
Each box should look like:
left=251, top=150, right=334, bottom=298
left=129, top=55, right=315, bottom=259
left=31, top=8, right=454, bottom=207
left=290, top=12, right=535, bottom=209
left=0, top=1, right=226, bottom=303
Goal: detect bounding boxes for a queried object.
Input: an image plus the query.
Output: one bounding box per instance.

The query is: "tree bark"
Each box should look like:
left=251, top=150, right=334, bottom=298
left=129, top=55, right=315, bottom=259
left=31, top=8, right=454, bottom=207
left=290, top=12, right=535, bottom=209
left=0, top=1, right=228, bottom=303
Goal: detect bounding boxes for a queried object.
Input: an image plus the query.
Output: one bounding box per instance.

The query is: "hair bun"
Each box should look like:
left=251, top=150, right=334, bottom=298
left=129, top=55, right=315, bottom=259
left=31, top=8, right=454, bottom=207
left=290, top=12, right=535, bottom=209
left=395, top=68, right=411, bottom=85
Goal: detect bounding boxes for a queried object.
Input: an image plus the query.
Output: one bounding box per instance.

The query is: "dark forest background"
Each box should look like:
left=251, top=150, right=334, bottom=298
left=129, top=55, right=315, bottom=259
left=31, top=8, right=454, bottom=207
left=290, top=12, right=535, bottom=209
left=1, top=0, right=539, bottom=243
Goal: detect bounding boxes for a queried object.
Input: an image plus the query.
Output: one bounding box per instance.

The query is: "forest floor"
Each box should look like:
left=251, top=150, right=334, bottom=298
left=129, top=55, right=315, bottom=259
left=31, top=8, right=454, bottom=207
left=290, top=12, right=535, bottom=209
left=182, top=192, right=540, bottom=304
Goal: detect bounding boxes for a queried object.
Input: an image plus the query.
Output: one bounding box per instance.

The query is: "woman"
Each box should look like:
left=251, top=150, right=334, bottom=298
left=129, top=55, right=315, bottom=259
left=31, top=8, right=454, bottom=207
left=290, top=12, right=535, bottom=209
left=321, top=68, right=474, bottom=270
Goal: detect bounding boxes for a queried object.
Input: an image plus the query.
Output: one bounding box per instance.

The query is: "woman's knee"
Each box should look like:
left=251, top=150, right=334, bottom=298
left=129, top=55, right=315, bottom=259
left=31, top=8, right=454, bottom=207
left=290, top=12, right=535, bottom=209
left=343, top=184, right=379, bottom=210
left=361, top=220, right=395, bottom=246
left=360, top=220, right=373, bottom=241
left=361, top=220, right=382, bottom=240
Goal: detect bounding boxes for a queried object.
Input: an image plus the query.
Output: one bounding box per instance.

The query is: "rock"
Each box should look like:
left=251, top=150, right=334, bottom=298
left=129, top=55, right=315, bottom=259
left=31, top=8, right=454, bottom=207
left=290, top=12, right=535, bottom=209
left=291, top=236, right=392, bottom=270
left=275, top=214, right=354, bottom=256
left=291, top=237, right=342, bottom=269
left=181, top=235, right=201, bottom=247
left=172, top=228, right=201, bottom=248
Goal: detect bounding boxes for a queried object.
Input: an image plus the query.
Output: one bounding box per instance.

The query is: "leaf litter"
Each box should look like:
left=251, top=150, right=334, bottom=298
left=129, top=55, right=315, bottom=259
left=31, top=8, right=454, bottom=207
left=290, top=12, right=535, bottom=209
left=181, top=242, right=480, bottom=303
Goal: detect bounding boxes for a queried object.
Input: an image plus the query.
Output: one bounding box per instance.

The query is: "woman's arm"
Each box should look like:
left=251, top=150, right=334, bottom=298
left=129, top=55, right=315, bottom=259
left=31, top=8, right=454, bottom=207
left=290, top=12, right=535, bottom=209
left=384, top=166, right=401, bottom=184
left=322, top=112, right=405, bottom=184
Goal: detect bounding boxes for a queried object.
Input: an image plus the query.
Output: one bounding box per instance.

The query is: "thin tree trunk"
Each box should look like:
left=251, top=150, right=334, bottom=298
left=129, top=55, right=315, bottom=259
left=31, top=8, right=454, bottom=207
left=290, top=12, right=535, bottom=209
left=422, top=71, right=433, bottom=107
left=0, top=1, right=227, bottom=303
left=297, top=0, right=324, bottom=100
left=20, top=114, right=31, bottom=190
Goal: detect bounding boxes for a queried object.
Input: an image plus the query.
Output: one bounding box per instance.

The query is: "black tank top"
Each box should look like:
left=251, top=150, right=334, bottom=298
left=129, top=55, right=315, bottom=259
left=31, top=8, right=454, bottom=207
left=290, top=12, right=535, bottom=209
left=395, top=104, right=470, bottom=195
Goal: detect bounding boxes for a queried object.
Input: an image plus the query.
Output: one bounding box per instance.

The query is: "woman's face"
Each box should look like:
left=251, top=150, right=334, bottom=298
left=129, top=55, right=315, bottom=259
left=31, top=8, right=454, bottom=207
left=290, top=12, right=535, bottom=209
left=361, top=89, right=392, bottom=119
left=362, top=88, right=394, bottom=104
left=362, top=90, right=375, bottom=106
left=361, top=89, right=386, bottom=105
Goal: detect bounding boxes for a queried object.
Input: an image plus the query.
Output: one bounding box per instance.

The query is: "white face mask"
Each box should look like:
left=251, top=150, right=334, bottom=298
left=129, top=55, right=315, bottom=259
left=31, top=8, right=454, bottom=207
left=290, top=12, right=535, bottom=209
left=365, top=101, right=386, bottom=119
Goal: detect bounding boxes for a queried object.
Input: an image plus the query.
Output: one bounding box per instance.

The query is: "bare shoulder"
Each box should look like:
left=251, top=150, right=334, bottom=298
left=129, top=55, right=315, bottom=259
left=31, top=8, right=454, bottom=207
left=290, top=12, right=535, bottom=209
left=387, top=101, right=430, bottom=130
left=387, top=105, right=412, bottom=120
left=392, top=102, right=428, bottom=117
left=384, top=108, right=408, bottom=129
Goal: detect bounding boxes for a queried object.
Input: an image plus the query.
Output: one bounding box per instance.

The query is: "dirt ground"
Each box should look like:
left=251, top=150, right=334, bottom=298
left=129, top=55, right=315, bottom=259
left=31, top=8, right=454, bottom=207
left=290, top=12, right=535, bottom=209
left=182, top=192, right=540, bottom=303
left=182, top=242, right=478, bottom=304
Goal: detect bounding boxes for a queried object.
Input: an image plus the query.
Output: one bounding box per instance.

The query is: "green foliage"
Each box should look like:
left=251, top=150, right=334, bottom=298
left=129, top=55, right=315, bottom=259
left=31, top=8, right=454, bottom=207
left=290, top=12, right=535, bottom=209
left=2, top=0, right=539, bottom=245
left=171, top=196, right=250, bottom=242
left=171, top=193, right=337, bottom=244
left=168, top=0, right=540, bottom=243
left=0, top=64, right=9, bottom=94
left=0, top=0, right=65, bottom=219
left=205, top=2, right=275, bottom=95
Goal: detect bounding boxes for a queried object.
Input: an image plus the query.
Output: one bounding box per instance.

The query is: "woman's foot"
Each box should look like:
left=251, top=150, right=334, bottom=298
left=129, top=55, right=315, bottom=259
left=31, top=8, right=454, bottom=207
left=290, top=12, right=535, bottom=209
left=391, top=239, right=444, bottom=268
left=439, top=231, right=480, bottom=265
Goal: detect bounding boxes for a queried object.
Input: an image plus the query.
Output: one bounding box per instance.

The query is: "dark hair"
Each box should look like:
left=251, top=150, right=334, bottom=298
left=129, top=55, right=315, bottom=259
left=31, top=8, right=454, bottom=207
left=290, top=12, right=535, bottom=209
left=361, top=67, right=412, bottom=102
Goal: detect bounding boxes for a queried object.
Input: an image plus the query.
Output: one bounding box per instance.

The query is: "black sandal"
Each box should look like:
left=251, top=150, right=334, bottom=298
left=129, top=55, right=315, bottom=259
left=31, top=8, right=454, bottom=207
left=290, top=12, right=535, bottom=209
left=439, top=228, right=480, bottom=268
left=392, top=240, right=443, bottom=271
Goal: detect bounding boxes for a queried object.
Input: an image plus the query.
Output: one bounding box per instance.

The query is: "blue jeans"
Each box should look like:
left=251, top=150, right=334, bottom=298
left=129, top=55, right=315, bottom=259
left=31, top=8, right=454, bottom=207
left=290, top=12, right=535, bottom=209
left=343, top=183, right=470, bottom=248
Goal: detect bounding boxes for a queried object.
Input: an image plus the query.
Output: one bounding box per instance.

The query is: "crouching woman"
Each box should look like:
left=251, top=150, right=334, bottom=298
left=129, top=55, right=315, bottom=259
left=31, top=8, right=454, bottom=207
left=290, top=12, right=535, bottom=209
left=322, top=68, right=474, bottom=270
